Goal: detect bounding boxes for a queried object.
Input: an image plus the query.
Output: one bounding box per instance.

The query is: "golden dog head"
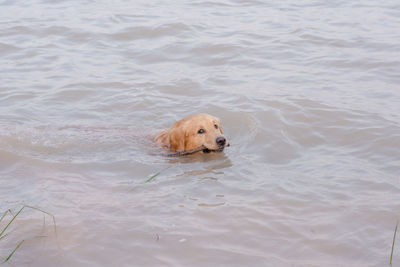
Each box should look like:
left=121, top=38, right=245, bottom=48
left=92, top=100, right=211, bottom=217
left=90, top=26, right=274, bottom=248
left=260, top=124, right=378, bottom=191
left=156, top=113, right=229, bottom=153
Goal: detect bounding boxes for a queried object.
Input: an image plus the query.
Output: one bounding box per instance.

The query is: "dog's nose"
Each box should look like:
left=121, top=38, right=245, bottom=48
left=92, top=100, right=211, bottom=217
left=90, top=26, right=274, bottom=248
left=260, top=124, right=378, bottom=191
left=216, top=136, right=226, bottom=147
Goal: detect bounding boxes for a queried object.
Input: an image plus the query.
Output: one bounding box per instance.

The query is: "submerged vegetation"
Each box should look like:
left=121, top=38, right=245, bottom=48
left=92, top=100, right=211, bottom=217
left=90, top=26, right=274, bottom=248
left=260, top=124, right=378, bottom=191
left=145, top=164, right=176, bottom=183
left=0, top=205, right=56, bottom=263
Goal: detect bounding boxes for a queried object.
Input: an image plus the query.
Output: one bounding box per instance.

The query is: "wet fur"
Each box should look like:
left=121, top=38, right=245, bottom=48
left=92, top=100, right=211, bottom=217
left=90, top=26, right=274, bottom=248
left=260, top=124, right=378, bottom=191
left=155, top=113, right=229, bottom=153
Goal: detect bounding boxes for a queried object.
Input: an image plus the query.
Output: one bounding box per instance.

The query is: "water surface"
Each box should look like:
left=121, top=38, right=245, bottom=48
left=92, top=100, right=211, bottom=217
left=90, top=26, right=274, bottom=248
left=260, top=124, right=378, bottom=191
left=1, top=0, right=400, bottom=266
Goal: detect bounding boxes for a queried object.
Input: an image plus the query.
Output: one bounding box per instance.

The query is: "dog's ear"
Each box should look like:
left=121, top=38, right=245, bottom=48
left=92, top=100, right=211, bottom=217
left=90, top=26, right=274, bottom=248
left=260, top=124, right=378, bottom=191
left=168, top=127, right=186, bottom=152
left=155, top=130, right=169, bottom=149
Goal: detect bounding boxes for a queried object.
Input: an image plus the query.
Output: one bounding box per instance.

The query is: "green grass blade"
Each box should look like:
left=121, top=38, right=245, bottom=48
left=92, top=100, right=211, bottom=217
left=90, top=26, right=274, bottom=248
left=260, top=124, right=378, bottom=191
left=0, top=232, right=9, bottom=241
left=0, top=205, right=58, bottom=263
left=145, top=171, right=161, bottom=183
left=0, top=206, right=25, bottom=238
left=23, top=205, right=53, bottom=218
left=23, top=205, right=58, bottom=239
left=0, top=205, right=57, bottom=240
left=390, top=220, right=398, bottom=266
left=4, top=239, right=24, bottom=263
left=0, top=210, right=10, bottom=224
left=145, top=164, right=176, bottom=183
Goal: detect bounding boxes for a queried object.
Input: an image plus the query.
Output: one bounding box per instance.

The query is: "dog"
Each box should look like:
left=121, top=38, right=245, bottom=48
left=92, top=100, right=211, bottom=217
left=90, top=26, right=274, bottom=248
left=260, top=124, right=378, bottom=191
left=155, top=113, right=230, bottom=155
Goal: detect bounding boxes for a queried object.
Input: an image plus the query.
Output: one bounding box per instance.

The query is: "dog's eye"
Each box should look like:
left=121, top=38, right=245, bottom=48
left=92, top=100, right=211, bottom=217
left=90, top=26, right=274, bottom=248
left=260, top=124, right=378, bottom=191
left=214, top=124, right=218, bottom=129
left=198, top=129, right=205, bottom=134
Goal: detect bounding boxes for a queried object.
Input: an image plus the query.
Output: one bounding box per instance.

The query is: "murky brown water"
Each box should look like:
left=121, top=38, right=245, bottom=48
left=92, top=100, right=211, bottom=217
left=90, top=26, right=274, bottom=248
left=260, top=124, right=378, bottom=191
left=1, top=0, right=400, bottom=266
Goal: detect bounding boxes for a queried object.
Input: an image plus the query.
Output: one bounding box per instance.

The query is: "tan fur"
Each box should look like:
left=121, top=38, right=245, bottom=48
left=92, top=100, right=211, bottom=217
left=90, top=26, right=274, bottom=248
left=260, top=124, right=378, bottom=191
left=155, top=113, right=229, bottom=153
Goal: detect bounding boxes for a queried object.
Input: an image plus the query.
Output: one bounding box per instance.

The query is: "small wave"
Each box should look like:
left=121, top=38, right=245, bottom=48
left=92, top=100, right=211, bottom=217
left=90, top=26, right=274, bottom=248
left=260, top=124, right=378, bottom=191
left=109, top=23, right=191, bottom=41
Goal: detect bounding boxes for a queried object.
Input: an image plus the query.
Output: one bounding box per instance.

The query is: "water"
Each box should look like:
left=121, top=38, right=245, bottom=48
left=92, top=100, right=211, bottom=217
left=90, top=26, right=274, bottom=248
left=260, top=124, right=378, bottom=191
left=1, top=0, right=400, bottom=266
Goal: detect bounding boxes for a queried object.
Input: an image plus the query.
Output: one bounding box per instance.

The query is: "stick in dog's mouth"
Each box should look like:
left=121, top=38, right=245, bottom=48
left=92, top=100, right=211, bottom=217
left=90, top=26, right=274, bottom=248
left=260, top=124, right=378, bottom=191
left=202, top=147, right=224, bottom=153
left=167, top=145, right=207, bottom=157
left=167, top=145, right=225, bottom=157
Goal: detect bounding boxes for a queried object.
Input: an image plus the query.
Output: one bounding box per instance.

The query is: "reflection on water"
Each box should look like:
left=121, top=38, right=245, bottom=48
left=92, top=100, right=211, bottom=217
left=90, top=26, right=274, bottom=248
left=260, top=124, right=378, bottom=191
left=1, top=0, right=400, bottom=266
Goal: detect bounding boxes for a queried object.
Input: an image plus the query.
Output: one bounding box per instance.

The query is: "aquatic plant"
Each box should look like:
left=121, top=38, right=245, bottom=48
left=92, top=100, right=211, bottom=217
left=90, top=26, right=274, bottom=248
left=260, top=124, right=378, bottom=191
left=145, top=171, right=162, bottom=183
left=0, top=205, right=56, bottom=263
left=390, top=220, right=398, bottom=266
left=145, top=164, right=176, bottom=183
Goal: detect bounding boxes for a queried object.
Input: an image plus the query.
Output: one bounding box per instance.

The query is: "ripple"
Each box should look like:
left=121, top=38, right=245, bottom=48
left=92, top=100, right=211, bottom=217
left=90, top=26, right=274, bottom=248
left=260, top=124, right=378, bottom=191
left=109, top=23, right=191, bottom=41
left=1, top=0, right=400, bottom=266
